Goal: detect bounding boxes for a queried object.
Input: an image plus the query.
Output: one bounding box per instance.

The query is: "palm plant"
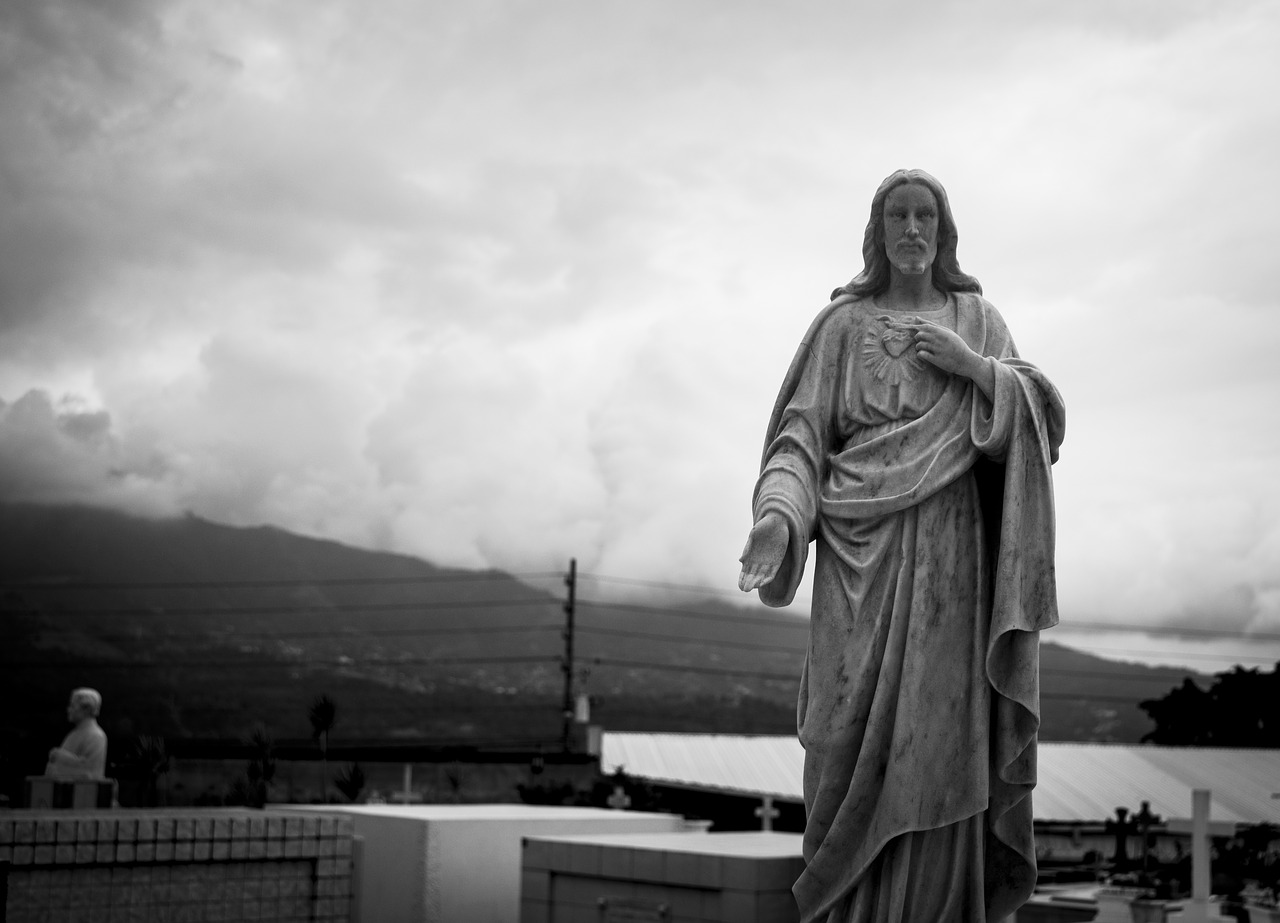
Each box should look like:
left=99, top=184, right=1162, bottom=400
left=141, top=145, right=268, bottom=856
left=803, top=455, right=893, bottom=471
left=133, top=735, right=170, bottom=807
left=334, top=762, right=366, bottom=803
left=308, top=695, right=337, bottom=803
left=231, top=725, right=276, bottom=808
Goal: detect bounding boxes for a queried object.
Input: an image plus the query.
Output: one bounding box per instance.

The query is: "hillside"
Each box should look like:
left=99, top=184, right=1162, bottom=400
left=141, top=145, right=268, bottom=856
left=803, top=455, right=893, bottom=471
left=1, top=503, right=1209, bottom=763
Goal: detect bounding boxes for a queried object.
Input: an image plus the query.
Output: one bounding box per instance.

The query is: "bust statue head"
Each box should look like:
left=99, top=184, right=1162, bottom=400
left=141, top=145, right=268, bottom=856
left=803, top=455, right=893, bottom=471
left=67, top=687, right=102, bottom=723
left=836, top=168, right=982, bottom=299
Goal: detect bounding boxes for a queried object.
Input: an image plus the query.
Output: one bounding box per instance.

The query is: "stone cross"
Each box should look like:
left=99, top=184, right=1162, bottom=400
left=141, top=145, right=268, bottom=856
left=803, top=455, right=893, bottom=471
left=388, top=763, right=423, bottom=804
left=755, top=795, right=780, bottom=832
left=1104, top=807, right=1136, bottom=871
left=606, top=785, right=632, bottom=811
left=1132, top=800, right=1163, bottom=873
left=1168, top=789, right=1231, bottom=923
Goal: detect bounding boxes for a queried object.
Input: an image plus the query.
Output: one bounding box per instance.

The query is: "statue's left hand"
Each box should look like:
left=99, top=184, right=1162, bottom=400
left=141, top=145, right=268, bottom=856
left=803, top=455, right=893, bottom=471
left=909, top=318, right=979, bottom=377
left=909, top=318, right=996, bottom=400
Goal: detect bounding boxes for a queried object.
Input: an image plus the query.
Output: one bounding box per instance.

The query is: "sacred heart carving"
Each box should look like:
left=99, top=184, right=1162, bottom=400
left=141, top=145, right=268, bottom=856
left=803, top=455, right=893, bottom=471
left=881, top=328, right=913, bottom=358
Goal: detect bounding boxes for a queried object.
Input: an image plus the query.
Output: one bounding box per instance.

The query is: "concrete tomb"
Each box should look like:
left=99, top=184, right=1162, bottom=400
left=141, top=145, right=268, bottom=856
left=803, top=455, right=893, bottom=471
left=287, top=802, right=686, bottom=923
left=521, top=830, right=804, bottom=923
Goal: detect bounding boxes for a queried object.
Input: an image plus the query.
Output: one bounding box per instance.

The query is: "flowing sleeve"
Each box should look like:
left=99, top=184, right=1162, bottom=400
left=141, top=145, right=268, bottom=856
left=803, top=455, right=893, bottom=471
left=751, top=298, right=853, bottom=607
left=967, top=306, right=1066, bottom=465
left=960, top=299, right=1068, bottom=921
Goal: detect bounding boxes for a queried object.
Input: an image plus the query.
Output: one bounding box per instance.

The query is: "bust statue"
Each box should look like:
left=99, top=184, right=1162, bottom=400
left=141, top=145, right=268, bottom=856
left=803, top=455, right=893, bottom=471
left=45, top=687, right=109, bottom=781
left=739, top=169, right=1065, bottom=922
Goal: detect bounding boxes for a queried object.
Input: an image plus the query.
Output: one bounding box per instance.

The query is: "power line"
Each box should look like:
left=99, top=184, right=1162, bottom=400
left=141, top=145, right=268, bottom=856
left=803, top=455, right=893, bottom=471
left=0, top=598, right=553, bottom=618
left=1056, top=646, right=1280, bottom=666
left=584, top=590, right=1280, bottom=645
left=2, top=620, right=1255, bottom=685
left=1061, top=621, right=1280, bottom=643
left=0, top=654, right=560, bottom=671
left=587, top=656, right=798, bottom=682
left=5, top=622, right=1233, bottom=681
left=580, top=598, right=1280, bottom=646
left=3, top=613, right=1259, bottom=685
left=220, top=625, right=559, bottom=642
left=577, top=572, right=748, bottom=599
left=1039, top=666, right=1207, bottom=682
left=574, top=657, right=1213, bottom=707
left=4, top=567, right=1275, bottom=684
left=7, top=571, right=1276, bottom=646
left=1039, top=692, right=1163, bottom=704
left=576, top=624, right=807, bottom=654
left=580, top=656, right=1233, bottom=687
left=523, top=572, right=1280, bottom=651
left=4, top=594, right=811, bottom=629
left=576, top=597, right=809, bottom=629
left=0, top=571, right=561, bottom=592
left=0, top=645, right=1230, bottom=687
left=571, top=628, right=1246, bottom=681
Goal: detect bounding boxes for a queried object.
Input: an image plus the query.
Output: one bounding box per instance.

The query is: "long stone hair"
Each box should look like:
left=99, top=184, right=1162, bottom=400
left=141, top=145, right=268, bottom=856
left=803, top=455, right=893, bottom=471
left=833, top=168, right=982, bottom=299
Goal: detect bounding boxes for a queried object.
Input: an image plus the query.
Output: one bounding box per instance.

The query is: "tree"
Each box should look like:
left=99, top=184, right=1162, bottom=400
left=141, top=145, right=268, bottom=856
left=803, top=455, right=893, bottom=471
left=228, top=725, right=276, bottom=808
left=1139, top=679, right=1214, bottom=745
left=308, top=695, right=337, bottom=803
left=1141, top=663, right=1280, bottom=746
left=132, top=735, right=170, bottom=807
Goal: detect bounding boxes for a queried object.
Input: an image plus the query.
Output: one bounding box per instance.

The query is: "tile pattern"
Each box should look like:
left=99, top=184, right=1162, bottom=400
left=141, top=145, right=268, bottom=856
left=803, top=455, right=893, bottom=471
left=0, top=808, right=355, bottom=923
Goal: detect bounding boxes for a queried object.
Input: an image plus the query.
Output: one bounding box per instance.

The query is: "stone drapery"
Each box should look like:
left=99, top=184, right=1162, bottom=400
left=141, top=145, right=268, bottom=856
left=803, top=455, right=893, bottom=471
left=753, top=292, right=1065, bottom=922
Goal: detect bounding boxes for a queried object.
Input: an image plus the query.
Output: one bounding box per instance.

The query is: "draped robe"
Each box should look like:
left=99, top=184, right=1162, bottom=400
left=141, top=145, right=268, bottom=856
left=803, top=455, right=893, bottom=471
left=752, top=291, right=1065, bottom=922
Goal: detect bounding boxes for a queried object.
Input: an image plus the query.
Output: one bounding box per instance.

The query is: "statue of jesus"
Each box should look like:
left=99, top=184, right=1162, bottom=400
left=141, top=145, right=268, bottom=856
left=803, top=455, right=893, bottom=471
left=740, top=169, right=1065, bottom=922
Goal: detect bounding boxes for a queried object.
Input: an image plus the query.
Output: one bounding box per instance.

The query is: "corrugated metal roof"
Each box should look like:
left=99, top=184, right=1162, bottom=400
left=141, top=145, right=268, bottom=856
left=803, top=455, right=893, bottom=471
left=602, top=732, right=805, bottom=801
left=602, top=733, right=1280, bottom=824
left=1036, top=744, right=1280, bottom=824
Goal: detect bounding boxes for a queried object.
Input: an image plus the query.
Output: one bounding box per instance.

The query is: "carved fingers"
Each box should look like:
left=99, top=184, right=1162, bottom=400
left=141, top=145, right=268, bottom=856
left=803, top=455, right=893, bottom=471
left=738, top=511, right=789, bottom=592
left=909, top=319, right=975, bottom=376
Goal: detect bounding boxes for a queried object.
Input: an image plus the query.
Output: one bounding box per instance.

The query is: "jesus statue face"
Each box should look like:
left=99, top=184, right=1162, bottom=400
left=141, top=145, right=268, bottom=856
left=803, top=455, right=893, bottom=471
left=882, top=183, right=939, bottom=277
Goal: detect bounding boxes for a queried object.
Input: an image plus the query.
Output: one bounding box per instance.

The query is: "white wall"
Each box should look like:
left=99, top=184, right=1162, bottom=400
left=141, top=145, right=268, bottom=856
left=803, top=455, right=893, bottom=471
left=288, top=803, right=685, bottom=923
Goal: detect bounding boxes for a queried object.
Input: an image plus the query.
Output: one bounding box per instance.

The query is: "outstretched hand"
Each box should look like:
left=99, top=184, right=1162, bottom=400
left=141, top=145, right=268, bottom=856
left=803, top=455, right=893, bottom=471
left=738, top=511, right=788, bottom=593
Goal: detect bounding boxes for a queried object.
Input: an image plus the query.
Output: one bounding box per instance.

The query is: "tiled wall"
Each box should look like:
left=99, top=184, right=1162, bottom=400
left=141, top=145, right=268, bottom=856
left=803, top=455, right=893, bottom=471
left=0, top=808, right=355, bottom=923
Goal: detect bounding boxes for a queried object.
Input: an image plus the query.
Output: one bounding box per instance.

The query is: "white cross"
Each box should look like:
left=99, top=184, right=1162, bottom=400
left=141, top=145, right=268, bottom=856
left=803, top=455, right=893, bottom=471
left=755, top=795, right=780, bottom=832
left=1168, top=789, right=1231, bottom=923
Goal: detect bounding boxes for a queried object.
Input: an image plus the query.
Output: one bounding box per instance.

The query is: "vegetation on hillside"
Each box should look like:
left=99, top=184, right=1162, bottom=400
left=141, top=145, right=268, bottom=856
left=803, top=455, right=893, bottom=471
left=1140, top=664, right=1280, bottom=747
left=3, top=501, right=1256, bottom=806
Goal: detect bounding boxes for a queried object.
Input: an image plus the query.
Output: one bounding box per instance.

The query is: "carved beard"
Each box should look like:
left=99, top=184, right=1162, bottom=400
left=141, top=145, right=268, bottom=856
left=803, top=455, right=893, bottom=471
left=890, top=251, right=931, bottom=276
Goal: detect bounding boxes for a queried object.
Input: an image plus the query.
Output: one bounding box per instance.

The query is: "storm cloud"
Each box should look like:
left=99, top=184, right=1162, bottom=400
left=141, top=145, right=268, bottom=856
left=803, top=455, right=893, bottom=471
left=2, top=0, right=1278, bottom=669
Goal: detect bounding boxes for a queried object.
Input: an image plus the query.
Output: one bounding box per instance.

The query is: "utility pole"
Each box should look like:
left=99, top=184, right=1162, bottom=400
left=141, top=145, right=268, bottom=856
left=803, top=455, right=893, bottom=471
left=561, top=558, right=577, bottom=752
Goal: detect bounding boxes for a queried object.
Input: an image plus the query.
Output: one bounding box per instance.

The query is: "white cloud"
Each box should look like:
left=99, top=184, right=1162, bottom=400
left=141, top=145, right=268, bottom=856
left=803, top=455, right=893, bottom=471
left=0, top=390, right=179, bottom=516
left=1, top=0, right=1279, bottom=669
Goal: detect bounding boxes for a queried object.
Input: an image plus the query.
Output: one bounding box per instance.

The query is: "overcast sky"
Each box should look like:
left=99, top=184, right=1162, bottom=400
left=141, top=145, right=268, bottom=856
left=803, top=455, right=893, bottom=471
left=2, top=0, right=1278, bottom=673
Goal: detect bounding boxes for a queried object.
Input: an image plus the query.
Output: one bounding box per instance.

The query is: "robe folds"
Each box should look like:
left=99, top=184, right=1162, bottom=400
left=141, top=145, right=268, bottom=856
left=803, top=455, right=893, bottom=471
left=752, top=292, right=1065, bottom=923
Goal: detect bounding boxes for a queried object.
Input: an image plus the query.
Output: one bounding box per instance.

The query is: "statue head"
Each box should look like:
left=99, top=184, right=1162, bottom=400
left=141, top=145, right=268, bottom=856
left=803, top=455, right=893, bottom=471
left=68, top=687, right=102, bottom=722
left=835, top=168, right=982, bottom=299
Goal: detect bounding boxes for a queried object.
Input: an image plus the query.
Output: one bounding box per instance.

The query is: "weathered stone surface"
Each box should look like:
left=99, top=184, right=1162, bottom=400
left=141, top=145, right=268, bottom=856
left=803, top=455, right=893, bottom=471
left=740, top=169, right=1065, bottom=922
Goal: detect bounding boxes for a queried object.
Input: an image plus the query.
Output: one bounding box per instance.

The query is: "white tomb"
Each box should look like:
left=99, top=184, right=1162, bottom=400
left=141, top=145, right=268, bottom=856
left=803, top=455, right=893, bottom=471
left=286, top=803, right=684, bottom=923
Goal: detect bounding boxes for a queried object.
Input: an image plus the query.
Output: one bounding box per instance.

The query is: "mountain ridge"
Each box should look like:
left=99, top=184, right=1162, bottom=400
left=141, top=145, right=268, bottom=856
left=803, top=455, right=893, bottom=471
left=1, top=502, right=1207, bottom=753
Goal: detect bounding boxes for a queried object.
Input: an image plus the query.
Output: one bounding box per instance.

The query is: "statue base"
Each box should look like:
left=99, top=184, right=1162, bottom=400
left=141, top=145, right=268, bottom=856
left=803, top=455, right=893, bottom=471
left=24, top=776, right=116, bottom=809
